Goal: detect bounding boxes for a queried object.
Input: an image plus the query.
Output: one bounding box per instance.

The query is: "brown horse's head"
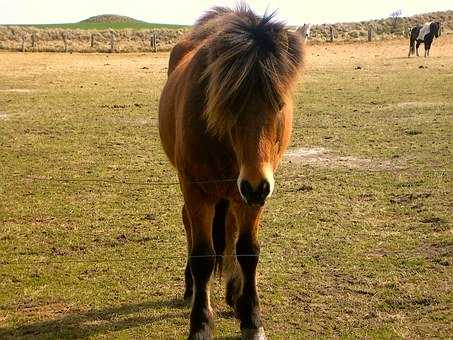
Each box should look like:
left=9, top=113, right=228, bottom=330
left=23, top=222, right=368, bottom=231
left=229, top=100, right=292, bottom=206
left=202, top=7, right=305, bottom=205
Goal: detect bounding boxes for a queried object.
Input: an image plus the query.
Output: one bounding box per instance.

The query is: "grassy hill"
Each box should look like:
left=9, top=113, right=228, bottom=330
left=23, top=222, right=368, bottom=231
left=80, top=14, right=146, bottom=23
left=18, top=14, right=188, bottom=30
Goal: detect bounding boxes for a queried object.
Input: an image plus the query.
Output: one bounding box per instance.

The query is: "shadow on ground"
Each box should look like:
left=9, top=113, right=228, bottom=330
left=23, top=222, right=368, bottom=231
left=0, top=298, right=190, bottom=339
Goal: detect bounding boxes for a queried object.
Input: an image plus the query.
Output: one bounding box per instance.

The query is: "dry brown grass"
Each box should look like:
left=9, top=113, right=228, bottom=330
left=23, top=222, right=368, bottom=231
left=0, top=26, right=186, bottom=52
left=308, top=10, right=453, bottom=42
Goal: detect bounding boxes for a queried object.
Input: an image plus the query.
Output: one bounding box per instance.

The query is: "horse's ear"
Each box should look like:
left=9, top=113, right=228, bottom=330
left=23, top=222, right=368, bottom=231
left=295, top=26, right=304, bottom=35
left=295, top=25, right=308, bottom=39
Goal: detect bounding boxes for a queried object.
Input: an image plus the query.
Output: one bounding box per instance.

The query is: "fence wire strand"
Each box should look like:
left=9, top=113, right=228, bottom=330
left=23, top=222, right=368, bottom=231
left=9, top=167, right=452, bottom=189
left=1, top=254, right=261, bottom=266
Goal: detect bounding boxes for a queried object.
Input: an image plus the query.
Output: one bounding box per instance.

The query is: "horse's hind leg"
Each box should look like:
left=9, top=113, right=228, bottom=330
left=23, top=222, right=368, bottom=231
left=212, top=200, right=228, bottom=275
left=182, top=205, right=193, bottom=303
left=416, top=41, right=421, bottom=57
left=408, top=38, right=414, bottom=57
left=223, top=205, right=242, bottom=310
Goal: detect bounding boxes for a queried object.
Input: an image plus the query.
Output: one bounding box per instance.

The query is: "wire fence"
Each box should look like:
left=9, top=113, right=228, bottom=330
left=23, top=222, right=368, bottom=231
left=14, top=167, right=452, bottom=187
left=0, top=254, right=262, bottom=266
left=2, top=132, right=451, bottom=268
left=0, top=27, right=184, bottom=53
left=2, top=165, right=450, bottom=266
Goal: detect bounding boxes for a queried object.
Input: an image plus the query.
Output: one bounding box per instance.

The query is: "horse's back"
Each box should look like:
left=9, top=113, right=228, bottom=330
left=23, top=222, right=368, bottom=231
left=412, top=22, right=435, bottom=41
left=159, top=41, right=207, bottom=167
left=159, top=14, right=222, bottom=167
left=159, top=43, right=191, bottom=165
left=168, top=40, right=194, bottom=75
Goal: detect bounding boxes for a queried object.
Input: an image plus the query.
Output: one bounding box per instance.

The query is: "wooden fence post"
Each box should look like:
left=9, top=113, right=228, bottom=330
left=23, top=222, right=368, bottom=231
left=150, top=33, right=157, bottom=52
left=31, top=32, right=37, bottom=50
left=21, top=35, right=26, bottom=52
left=109, top=30, right=115, bottom=53
left=368, top=27, right=373, bottom=42
left=62, top=32, right=68, bottom=52
left=329, top=26, right=334, bottom=42
left=90, top=33, right=95, bottom=48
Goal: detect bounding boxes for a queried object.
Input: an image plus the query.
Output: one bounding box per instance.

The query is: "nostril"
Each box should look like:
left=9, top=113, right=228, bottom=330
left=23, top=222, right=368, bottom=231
left=258, top=180, right=270, bottom=200
left=240, top=180, right=253, bottom=199
left=239, top=179, right=271, bottom=204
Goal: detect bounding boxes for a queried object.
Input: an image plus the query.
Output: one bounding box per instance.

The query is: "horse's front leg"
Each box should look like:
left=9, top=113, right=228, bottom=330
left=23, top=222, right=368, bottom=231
left=231, top=202, right=266, bottom=340
left=182, top=185, right=216, bottom=340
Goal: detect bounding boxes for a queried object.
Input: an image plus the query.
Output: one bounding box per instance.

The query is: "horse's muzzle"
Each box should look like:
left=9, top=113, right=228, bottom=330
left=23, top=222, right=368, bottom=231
left=239, top=179, right=270, bottom=206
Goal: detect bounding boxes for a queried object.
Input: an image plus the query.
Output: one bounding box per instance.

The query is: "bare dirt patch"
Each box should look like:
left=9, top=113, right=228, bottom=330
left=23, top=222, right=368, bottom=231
left=109, top=116, right=156, bottom=126
left=382, top=101, right=447, bottom=110
left=396, top=102, right=443, bottom=108
left=0, top=89, right=35, bottom=93
left=284, top=147, right=400, bottom=170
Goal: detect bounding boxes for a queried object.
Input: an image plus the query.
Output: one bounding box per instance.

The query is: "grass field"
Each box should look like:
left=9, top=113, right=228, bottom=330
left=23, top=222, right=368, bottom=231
left=0, top=36, right=452, bottom=339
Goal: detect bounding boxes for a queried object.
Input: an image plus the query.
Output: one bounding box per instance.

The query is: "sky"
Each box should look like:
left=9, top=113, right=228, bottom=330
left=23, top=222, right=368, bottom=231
left=1, top=0, right=451, bottom=25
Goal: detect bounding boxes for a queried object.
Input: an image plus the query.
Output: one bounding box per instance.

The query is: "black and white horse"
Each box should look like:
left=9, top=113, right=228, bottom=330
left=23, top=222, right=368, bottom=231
left=408, top=21, right=442, bottom=57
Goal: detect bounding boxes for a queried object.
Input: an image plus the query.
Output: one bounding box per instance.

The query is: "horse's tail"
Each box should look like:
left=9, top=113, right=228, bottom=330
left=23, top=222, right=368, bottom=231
left=212, top=199, right=228, bottom=276
left=407, top=28, right=415, bottom=57
left=409, top=40, right=415, bottom=57
left=409, top=26, right=422, bottom=57
left=202, top=4, right=304, bottom=136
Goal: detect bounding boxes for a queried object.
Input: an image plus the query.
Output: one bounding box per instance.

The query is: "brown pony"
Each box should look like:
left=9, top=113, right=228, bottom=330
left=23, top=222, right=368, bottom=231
left=159, top=5, right=305, bottom=340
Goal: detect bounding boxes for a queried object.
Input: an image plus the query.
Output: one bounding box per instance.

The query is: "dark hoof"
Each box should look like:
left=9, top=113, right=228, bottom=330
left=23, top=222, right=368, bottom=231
left=188, top=324, right=213, bottom=340
left=241, top=327, right=266, bottom=340
left=189, top=307, right=214, bottom=340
